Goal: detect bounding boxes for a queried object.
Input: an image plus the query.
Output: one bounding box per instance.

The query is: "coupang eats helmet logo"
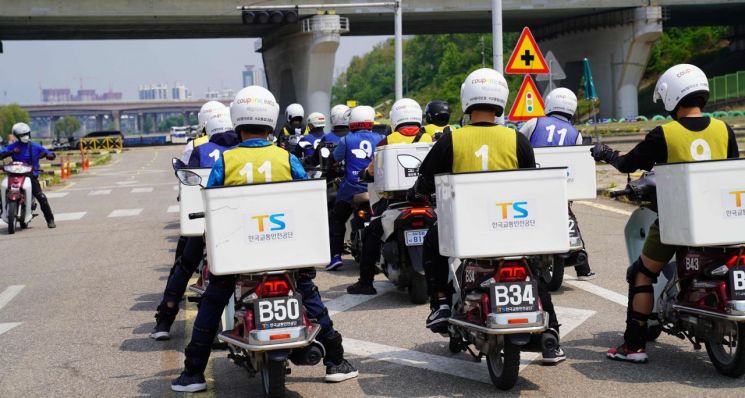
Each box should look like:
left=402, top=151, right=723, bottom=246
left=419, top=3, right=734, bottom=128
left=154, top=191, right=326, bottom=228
left=724, top=190, right=745, bottom=218
left=245, top=212, right=294, bottom=244
left=491, top=201, right=536, bottom=230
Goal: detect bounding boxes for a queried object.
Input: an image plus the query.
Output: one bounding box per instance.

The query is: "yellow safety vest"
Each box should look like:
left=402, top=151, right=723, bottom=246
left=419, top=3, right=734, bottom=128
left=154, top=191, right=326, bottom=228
left=193, top=135, right=209, bottom=148
left=452, top=125, right=518, bottom=173
left=424, top=124, right=452, bottom=137
left=661, top=118, right=728, bottom=163
left=223, top=145, right=292, bottom=186
left=282, top=126, right=309, bottom=136
left=386, top=130, right=433, bottom=145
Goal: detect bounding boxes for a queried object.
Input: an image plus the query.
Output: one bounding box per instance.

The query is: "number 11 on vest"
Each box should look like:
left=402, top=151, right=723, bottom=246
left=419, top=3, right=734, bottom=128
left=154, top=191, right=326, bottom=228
left=508, top=75, right=546, bottom=122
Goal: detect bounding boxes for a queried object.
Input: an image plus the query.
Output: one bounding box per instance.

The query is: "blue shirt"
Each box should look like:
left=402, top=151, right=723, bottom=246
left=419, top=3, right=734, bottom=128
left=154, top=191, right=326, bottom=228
left=207, top=138, right=307, bottom=187
left=295, top=129, right=325, bottom=159
left=320, top=132, right=343, bottom=146
left=0, top=141, right=53, bottom=177
left=333, top=129, right=385, bottom=202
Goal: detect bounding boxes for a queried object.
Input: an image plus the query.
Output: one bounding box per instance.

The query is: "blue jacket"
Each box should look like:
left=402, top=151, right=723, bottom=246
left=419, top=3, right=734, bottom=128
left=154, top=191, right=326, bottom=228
left=207, top=138, right=307, bottom=187
left=294, top=128, right=326, bottom=159
left=320, top=132, right=344, bottom=146
left=0, top=141, right=54, bottom=177
left=333, top=129, right=385, bottom=203
left=188, top=131, right=240, bottom=168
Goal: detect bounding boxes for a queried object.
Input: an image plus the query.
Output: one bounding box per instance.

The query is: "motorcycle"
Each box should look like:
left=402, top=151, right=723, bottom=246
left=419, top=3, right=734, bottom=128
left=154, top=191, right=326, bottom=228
left=447, top=256, right=555, bottom=390
left=1, top=162, right=35, bottom=234
left=176, top=169, right=325, bottom=397
left=348, top=195, right=371, bottom=263
left=545, top=206, right=589, bottom=291
left=613, top=172, right=745, bottom=377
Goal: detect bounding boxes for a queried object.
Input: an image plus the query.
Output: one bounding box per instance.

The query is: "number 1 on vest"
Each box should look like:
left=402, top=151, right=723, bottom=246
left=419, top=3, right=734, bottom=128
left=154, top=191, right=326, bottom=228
left=475, top=145, right=489, bottom=171
left=239, top=160, right=273, bottom=183
left=209, top=149, right=220, bottom=162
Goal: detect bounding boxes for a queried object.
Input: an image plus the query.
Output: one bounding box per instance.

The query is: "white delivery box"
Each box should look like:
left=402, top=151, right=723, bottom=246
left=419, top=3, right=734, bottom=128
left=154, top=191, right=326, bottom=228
left=203, top=179, right=330, bottom=275
left=655, top=158, right=745, bottom=247
left=534, top=145, right=596, bottom=200
left=374, top=143, right=433, bottom=192
left=179, top=168, right=213, bottom=237
left=436, top=168, right=570, bottom=258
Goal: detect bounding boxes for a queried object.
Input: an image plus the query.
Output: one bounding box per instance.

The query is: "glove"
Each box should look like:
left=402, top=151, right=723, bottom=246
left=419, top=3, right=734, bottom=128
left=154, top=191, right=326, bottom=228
left=590, top=143, right=618, bottom=163
left=46, top=152, right=56, bottom=161
left=406, top=187, right=428, bottom=205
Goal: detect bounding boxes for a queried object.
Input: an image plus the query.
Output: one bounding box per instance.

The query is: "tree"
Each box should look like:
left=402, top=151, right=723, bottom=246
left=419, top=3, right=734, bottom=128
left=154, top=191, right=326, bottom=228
left=0, top=104, right=30, bottom=141
left=158, top=115, right=185, bottom=132
left=54, top=116, right=82, bottom=141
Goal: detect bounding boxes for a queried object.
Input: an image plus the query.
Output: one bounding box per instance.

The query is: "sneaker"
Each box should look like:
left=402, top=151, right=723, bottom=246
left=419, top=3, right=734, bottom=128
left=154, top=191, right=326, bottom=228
left=577, top=272, right=597, bottom=281
left=171, top=371, right=207, bottom=392
left=324, top=359, right=359, bottom=383
left=47, top=220, right=56, bottom=229
left=325, top=255, right=344, bottom=271
left=426, top=304, right=451, bottom=332
left=150, top=304, right=177, bottom=341
left=607, top=345, right=648, bottom=363
left=542, top=346, right=567, bottom=365
left=346, top=281, right=377, bottom=295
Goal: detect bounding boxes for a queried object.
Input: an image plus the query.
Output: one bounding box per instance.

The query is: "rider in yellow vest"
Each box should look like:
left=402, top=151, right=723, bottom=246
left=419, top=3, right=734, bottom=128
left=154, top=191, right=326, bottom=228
left=423, top=100, right=454, bottom=140
left=346, top=98, right=431, bottom=295
left=592, top=64, right=740, bottom=364
left=171, top=86, right=358, bottom=392
left=409, top=68, right=565, bottom=364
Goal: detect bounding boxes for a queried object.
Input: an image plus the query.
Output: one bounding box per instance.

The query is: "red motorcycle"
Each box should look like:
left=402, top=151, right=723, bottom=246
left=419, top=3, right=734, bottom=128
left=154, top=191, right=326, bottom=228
left=1, top=162, right=35, bottom=234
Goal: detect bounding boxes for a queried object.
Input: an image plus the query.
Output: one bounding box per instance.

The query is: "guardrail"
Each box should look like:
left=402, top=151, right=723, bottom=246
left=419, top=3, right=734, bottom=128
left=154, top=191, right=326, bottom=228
left=709, top=71, right=745, bottom=103
left=79, top=136, right=123, bottom=152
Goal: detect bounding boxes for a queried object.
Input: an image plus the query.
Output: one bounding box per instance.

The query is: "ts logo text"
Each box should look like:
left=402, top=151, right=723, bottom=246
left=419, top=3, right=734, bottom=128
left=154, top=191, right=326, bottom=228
left=730, top=191, right=745, bottom=208
left=495, top=202, right=529, bottom=219
left=251, top=213, right=286, bottom=232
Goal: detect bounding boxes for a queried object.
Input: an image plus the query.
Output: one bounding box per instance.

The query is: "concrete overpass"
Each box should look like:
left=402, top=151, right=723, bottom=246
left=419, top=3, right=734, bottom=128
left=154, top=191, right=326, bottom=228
left=2, top=1, right=744, bottom=118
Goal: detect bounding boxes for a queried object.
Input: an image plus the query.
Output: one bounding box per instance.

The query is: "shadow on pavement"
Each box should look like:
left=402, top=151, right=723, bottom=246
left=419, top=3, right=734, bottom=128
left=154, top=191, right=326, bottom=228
left=163, top=222, right=179, bottom=230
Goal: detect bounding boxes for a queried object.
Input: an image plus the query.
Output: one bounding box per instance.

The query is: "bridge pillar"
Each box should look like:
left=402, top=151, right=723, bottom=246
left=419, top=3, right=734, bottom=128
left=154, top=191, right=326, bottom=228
left=260, top=14, right=349, bottom=127
left=95, top=114, right=104, bottom=131
left=537, top=7, right=662, bottom=119
left=112, top=110, right=121, bottom=131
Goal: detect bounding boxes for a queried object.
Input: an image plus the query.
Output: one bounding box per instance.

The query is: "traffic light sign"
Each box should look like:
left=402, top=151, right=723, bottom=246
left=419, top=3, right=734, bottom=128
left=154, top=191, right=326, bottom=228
left=242, top=10, right=299, bottom=25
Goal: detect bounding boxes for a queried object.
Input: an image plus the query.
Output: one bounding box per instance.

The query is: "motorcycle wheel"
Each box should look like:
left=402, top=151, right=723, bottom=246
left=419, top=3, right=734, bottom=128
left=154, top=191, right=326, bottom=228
left=448, top=337, right=464, bottom=354
left=705, top=321, right=745, bottom=378
left=547, top=255, right=565, bottom=292
left=19, top=204, right=27, bottom=229
left=486, top=340, right=521, bottom=390
left=408, top=273, right=429, bottom=305
left=7, top=201, right=17, bottom=234
left=261, top=358, right=287, bottom=398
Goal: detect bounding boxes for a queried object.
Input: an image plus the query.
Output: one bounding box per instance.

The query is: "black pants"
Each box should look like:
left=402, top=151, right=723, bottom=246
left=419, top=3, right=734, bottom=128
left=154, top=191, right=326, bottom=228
left=422, top=224, right=559, bottom=331
left=568, top=207, right=592, bottom=275
left=329, top=201, right=354, bottom=256
left=358, top=217, right=384, bottom=284
left=30, top=176, right=54, bottom=222
left=162, top=236, right=204, bottom=306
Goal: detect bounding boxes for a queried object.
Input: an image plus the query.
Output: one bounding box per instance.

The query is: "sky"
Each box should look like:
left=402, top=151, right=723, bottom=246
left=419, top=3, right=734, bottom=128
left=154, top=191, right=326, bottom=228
left=0, top=36, right=385, bottom=104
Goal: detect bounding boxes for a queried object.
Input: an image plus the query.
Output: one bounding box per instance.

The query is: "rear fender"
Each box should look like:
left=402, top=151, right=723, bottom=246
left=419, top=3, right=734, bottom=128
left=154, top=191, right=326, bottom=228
left=407, top=245, right=425, bottom=274
left=266, top=349, right=291, bottom=362
left=507, top=333, right=531, bottom=346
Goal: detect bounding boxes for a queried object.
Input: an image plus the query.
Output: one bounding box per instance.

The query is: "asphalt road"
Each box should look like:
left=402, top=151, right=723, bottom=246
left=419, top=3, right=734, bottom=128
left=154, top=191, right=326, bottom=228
left=1, top=146, right=744, bottom=397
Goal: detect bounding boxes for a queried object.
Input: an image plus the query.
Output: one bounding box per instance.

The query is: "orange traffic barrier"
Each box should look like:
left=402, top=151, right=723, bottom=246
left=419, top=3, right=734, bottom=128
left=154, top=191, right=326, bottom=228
left=60, top=156, right=67, bottom=180
left=66, top=158, right=72, bottom=177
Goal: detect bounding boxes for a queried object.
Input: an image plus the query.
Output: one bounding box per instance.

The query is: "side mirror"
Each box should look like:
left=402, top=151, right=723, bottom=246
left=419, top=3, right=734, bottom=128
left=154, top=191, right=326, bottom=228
left=320, top=147, right=331, bottom=158
left=176, top=169, right=203, bottom=186
left=172, top=157, right=187, bottom=171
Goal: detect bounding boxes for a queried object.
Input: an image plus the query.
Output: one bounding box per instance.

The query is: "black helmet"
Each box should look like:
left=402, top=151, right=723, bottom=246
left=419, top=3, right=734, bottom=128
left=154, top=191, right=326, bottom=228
left=424, top=100, right=451, bottom=126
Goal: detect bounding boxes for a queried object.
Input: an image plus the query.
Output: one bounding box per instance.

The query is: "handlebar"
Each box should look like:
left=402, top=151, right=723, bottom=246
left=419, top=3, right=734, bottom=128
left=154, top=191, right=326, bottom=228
left=188, top=212, right=205, bottom=220
left=609, top=188, right=632, bottom=199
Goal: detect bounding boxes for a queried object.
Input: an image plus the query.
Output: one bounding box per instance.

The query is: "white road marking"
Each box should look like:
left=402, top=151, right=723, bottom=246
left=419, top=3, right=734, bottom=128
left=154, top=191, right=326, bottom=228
left=131, top=187, right=153, bottom=193
left=575, top=200, right=632, bottom=216
left=115, top=181, right=138, bottom=185
left=55, top=212, right=87, bottom=221
left=564, top=275, right=628, bottom=308
left=89, top=189, right=112, bottom=196
left=108, top=208, right=143, bottom=218
left=343, top=306, right=595, bottom=383
left=45, top=192, right=68, bottom=199
left=167, top=205, right=180, bottom=213
left=325, top=281, right=396, bottom=316
left=0, top=285, right=24, bottom=312
left=0, top=323, right=22, bottom=337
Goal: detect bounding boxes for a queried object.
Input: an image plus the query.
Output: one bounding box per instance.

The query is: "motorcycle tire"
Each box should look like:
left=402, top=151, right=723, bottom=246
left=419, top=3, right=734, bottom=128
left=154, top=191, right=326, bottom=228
left=19, top=205, right=27, bottom=229
left=547, top=255, right=565, bottom=292
left=408, top=273, right=429, bottom=305
left=704, top=321, right=745, bottom=378
left=647, top=324, right=663, bottom=342
left=448, top=337, right=464, bottom=354
left=486, top=340, right=520, bottom=391
left=261, top=358, right=287, bottom=398
left=7, top=201, right=17, bottom=235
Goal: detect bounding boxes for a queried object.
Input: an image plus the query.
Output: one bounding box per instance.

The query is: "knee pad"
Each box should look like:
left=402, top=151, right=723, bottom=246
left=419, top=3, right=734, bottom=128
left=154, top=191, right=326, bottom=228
left=626, top=258, right=661, bottom=284
left=36, top=192, right=48, bottom=202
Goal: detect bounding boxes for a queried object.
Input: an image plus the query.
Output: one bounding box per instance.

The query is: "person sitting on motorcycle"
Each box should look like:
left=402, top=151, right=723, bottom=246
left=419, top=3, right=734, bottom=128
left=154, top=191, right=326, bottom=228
left=408, top=68, right=566, bottom=364
left=592, top=64, right=741, bottom=364
left=423, top=100, right=454, bottom=140
left=346, top=98, right=432, bottom=295
left=181, top=101, right=226, bottom=164
left=294, top=112, right=327, bottom=164
left=325, top=106, right=386, bottom=271
left=320, top=104, right=351, bottom=146
left=171, top=86, right=358, bottom=392
left=150, top=114, right=239, bottom=341
left=279, top=103, right=308, bottom=148
left=0, top=122, right=57, bottom=228
left=519, top=87, right=596, bottom=281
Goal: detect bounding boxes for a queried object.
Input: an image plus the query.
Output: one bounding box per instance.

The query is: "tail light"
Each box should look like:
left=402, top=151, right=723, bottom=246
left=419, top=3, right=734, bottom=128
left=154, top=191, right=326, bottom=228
left=244, top=308, right=255, bottom=334
left=497, top=263, right=528, bottom=282
left=258, top=276, right=291, bottom=298
left=401, top=208, right=434, bottom=219
left=357, top=210, right=367, bottom=219
left=726, top=254, right=745, bottom=267
left=481, top=293, right=491, bottom=321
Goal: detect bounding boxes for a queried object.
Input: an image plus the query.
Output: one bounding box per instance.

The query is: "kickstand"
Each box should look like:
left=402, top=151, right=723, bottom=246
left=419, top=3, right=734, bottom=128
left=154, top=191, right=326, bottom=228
left=466, top=346, right=482, bottom=362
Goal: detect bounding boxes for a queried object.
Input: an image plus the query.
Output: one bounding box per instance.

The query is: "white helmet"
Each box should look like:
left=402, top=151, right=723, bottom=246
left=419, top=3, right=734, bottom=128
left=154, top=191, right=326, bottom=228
left=286, top=103, right=304, bottom=121
left=390, top=98, right=423, bottom=130
left=330, top=104, right=351, bottom=127
left=545, top=87, right=578, bottom=117
left=653, top=64, right=709, bottom=113
left=460, top=68, right=509, bottom=115
left=205, top=110, right=233, bottom=137
left=197, top=101, right=227, bottom=129
left=230, top=86, right=280, bottom=130
left=307, top=112, right=326, bottom=129
left=348, top=105, right=376, bottom=131
left=11, top=122, right=31, bottom=137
